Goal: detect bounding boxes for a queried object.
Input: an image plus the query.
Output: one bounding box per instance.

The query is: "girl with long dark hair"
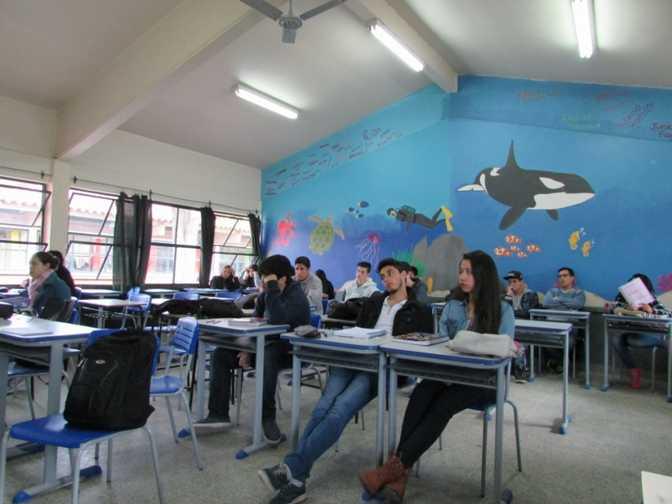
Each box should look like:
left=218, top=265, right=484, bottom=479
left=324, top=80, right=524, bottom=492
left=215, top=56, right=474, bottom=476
left=359, top=250, right=515, bottom=503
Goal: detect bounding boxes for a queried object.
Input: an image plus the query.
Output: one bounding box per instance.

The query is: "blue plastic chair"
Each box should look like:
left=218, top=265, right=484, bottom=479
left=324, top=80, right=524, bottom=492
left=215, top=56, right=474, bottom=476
left=151, top=317, right=204, bottom=470
left=310, top=313, right=322, bottom=329
left=216, top=290, right=242, bottom=301
left=174, top=291, right=200, bottom=301
left=0, top=329, right=165, bottom=504
left=124, top=293, right=152, bottom=329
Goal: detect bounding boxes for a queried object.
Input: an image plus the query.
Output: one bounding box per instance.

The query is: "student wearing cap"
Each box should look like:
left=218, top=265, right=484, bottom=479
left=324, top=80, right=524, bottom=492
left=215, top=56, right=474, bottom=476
left=294, top=256, right=324, bottom=314
left=194, top=254, right=310, bottom=444
left=503, top=270, right=540, bottom=319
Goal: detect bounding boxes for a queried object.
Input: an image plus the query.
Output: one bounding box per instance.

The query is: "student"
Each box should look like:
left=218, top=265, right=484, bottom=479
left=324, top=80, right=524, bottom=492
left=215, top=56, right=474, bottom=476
left=315, top=269, right=335, bottom=300
left=543, top=267, right=585, bottom=310
left=359, top=250, right=514, bottom=503
left=294, top=256, right=324, bottom=314
left=194, top=255, right=309, bottom=442
left=406, top=265, right=429, bottom=304
left=611, top=273, right=672, bottom=389
left=47, top=250, right=76, bottom=296
left=242, top=264, right=261, bottom=289
left=210, top=265, right=241, bottom=290
left=27, top=252, right=71, bottom=319
left=503, top=270, right=539, bottom=319
left=258, top=258, right=432, bottom=504
left=338, top=261, right=378, bottom=301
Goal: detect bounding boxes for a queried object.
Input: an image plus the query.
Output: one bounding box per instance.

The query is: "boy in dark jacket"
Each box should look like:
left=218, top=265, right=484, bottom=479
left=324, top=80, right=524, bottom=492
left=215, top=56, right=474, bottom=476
left=503, top=270, right=539, bottom=382
left=258, top=258, right=432, bottom=504
left=210, top=265, right=241, bottom=291
left=194, top=255, right=309, bottom=443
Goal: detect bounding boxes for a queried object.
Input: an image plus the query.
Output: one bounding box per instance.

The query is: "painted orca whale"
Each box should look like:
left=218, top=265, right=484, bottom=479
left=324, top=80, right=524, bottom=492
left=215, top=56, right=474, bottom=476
left=458, top=142, right=595, bottom=230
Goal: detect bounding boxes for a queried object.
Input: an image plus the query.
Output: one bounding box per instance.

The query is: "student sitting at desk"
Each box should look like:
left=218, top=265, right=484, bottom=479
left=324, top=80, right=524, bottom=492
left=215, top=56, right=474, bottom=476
left=503, top=270, right=539, bottom=319
left=543, top=267, right=585, bottom=310
left=258, top=258, right=432, bottom=504
left=405, top=264, right=430, bottom=304
left=337, top=261, right=379, bottom=301
left=294, top=256, right=324, bottom=314
left=359, top=250, right=514, bottom=504
left=315, top=269, right=335, bottom=300
left=47, top=250, right=76, bottom=297
left=210, top=264, right=241, bottom=291
left=194, top=255, right=309, bottom=443
left=27, top=252, right=72, bottom=319
left=611, top=273, right=672, bottom=389
left=242, top=263, right=261, bottom=289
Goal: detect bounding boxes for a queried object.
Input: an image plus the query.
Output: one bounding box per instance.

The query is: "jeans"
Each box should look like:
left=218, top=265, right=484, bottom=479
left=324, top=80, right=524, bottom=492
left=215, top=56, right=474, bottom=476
left=611, top=332, right=665, bottom=369
left=284, top=367, right=376, bottom=481
left=208, top=341, right=291, bottom=420
left=396, top=379, right=494, bottom=467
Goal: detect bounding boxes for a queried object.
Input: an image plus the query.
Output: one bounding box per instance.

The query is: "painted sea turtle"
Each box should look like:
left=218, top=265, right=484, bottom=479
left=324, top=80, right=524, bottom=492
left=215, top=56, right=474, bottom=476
left=308, top=216, right=345, bottom=255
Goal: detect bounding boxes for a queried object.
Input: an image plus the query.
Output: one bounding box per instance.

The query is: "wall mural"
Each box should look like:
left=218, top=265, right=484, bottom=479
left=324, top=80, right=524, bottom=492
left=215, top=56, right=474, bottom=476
left=261, top=76, right=672, bottom=298
left=457, top=142, right=595, bottom=230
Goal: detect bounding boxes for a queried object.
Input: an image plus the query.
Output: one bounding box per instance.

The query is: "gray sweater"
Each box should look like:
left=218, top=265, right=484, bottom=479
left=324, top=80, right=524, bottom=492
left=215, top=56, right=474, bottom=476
left=296, top=273, right=324, bottom=314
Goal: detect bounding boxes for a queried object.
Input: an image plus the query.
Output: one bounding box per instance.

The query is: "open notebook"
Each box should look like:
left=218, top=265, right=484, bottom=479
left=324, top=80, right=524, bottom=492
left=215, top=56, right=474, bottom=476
left=393, top=332, right=450, bottom=346
left=332, top=327, right=386, bottom=339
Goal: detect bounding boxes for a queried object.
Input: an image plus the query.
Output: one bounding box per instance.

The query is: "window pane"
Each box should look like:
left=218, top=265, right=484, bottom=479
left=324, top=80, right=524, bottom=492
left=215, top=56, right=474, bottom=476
left=175, top=247, right=200, bottom=283
left=146, top=245, right=176, bottom=284
left=66, top=241, right=113, bottom=281
left=68, top=192, right=116, bottom=236
left=211, top=253, right=254, bottom=278
left=214, top=216, right=252, bottom=249
left=151, top=204, right=177, bottom=244
left=176, top=208, right=201, bottom=246
left=0, top=241, right=43, bottom=283
left=0, top=183, right=45, bottom=228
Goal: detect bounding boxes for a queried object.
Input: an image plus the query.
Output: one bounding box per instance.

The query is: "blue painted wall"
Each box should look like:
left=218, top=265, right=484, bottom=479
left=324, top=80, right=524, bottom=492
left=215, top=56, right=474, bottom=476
left=261, top=76, right=672, bottom=298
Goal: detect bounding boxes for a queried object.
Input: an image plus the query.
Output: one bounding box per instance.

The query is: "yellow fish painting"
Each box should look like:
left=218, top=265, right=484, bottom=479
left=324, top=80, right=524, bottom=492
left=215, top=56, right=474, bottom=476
left=440, top=206, right=454, bottom=232
left=568, top=228, right=584, bottom=250
left=581, top=240, right=594, bottom=257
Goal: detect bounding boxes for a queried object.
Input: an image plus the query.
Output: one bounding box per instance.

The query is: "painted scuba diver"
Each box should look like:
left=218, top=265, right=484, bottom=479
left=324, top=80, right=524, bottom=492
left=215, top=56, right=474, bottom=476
left=458, top=142, right=595, bottom=230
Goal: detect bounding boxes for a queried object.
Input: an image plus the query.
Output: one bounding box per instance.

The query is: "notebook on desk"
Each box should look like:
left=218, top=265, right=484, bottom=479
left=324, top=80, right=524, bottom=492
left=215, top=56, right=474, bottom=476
left=226, top=317, right=267, bottom=328
left=393, top=332, right=450, bottom=346
left=332, top=327, right=386, bottom=339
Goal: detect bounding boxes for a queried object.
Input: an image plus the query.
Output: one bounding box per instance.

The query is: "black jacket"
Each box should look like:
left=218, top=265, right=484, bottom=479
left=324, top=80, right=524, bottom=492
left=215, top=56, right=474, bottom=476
left=210, top=275, right=241, bottom=291
left=356, top=291, right=433, bottom=335
left=254, top=279, right=310, bottom=330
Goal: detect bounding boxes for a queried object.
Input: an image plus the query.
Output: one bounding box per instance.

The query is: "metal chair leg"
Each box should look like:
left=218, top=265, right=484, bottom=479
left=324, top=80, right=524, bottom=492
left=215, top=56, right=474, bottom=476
left=0, top=430, right=11, bottom=502
left=24, top=377, right=36, bottom=419
left=94, top=443, right=100, bottom=464
left=572, top=339, right=577, bottom=381
left=235, top=368, right=244, bottom=427
left=181, top=391, right=204, bottom=470
left=70, top=448, right=81, bottom=504
left=276, top=383, right=283, bottom=411
left=651, top=347, right=658, bottom=392
left=481, top=412, right=488, bottom=498
left=507, top=400, right=523, bottom=473
left=165, top=397, right=179, bottom=443
left=106, top=439, right=113, bottom=483
left=414, top=458, right=421, bottom=478
left=143, top=426, right=165, bottom=504
left=438, top=433, right=443, bottom=451
left=360, top=410, right=366, bottom=431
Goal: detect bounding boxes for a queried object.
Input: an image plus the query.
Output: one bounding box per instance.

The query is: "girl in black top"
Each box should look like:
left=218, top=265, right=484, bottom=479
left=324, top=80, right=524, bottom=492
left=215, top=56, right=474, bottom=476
left=315, top=269, right=334, bottom=299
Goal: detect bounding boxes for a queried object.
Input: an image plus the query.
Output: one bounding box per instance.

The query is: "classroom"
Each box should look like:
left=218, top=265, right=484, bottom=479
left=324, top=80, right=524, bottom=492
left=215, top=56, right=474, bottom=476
left=0, top=1, right=670, bottom=503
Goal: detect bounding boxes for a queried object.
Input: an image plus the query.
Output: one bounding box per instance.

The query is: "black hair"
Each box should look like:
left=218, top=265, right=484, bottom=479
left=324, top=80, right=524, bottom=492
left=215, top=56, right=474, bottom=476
left=249, top=264, right=258, bottom=271
left=315, top=269, right=328, bottom=283
left=558, top=266, right=575, bottom=277
left=32, top=251, right=59, bottom=270
left=397, top=261, right=412, bottom=273
left=629, top=273, right=655, bottom=295
left=47, top=250, right=64, bottom=265
left=357, top=261, right=371, bottom=273
left=259, top=255, right=294, bottom=281
left=295, top=256, right=311, bottom=269
left=409, top=266, right=419, bottom=276
left=451, top=250, right=502, bottom=334
left=377, top=258, right=402, bottom=273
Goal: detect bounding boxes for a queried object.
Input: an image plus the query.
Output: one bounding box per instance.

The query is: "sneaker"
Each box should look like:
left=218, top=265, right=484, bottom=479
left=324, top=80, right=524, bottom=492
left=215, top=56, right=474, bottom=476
left=263, top=419, right=287, bottom=446
left=193, top=415, right=231, bottom=431
left=258, top=464, right=289, bottom=492
left=269, top=482, right=306, bottom=504
left=513, top=366, right=530, bottom=384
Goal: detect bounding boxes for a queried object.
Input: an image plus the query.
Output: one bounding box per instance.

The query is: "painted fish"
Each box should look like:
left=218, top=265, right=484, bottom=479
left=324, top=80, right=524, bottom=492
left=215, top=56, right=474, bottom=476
left=505, top=234, right=522, bottom=244
left=526, top=243, right=541, bottom=253
left=568, top=228, right=584, bottom=250
left=275, top=216, right=295, bottom=247
left=517, top=251, right=528, bottom=258
left=581, top=240, right=594, bottom=257
left=494, top=247, right=508, bottom=256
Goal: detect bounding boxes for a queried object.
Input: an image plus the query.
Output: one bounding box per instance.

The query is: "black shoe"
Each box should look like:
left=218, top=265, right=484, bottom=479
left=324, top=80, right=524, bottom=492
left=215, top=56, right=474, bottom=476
left=258, top=464, right=289, bottom=493
left=193, top=414, right=231, bottom=431
left=269, top=482, right=306, bottom=504
left=263, top=419, right=287, bottom=446
left=513, top=366, right=530, bottom=384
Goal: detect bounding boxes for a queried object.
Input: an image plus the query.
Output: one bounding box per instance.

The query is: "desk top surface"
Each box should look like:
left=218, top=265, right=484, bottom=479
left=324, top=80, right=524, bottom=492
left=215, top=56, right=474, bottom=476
left=381, top=340, right=508, bottom=367
left=78, top=299, right=146, bottom=308
left=0, top=315, right=97, bottom=344
left=515, top=319, right=573, bottom=332
left=198, top=318, right=288, bottom=335
left=529, top=308, right=590, bottom=320
left=282, top=332, right=387, bottom=351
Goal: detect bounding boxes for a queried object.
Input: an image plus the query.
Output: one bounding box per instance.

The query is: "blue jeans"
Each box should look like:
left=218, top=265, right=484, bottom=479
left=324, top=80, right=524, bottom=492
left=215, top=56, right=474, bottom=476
left=611, top=332, right=665, bottom=369
left=284, top=367, right=376, bottom=481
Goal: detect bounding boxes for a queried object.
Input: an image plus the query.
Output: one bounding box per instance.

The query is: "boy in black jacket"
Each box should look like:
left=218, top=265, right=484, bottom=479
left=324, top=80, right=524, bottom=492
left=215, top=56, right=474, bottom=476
left=194, top=255, right=310, bottom=443
left=258, top=258, right=432, bottom=504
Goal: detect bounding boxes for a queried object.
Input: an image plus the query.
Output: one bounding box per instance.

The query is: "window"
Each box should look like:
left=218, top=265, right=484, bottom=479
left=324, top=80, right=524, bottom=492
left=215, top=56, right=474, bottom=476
left=211, top=214, right=255, bottom=278
left=146, top=203, right=202, bottom=284
left=66, top=189, right=117, bottom=284
left=0, top=176, right=49, bottom=284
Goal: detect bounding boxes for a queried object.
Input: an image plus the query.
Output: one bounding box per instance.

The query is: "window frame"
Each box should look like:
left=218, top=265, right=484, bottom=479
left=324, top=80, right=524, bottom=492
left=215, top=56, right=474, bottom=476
left=211, top=212, right=255, bottom=278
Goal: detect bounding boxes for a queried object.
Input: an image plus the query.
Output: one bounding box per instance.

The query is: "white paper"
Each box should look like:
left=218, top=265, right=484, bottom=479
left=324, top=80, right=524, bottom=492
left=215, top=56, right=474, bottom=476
left=333, top=327, right=386, bottom=339
left=618, top=277, right=655, bottom=308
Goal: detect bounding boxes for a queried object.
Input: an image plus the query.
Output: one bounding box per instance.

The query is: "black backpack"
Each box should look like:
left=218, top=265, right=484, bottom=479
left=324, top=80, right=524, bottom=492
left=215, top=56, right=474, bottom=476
left=64, top=329, right=157, bottom=430
left=327, top=297, right=367, bottom=320
left=199, top=297, right=244, bottom=318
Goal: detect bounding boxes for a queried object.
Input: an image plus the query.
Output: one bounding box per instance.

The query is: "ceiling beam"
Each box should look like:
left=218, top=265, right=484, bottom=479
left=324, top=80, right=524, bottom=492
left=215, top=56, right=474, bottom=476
left=347, top=0, right=458, bottom=93
left=57, top=0, right=283, bottom=160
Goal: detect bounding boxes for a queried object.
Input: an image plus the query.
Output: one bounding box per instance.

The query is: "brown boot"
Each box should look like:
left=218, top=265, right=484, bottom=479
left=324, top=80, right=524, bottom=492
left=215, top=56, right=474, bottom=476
left=359, top=454, right=406, bottom=496
left=380, top=469, right=410, bottom=504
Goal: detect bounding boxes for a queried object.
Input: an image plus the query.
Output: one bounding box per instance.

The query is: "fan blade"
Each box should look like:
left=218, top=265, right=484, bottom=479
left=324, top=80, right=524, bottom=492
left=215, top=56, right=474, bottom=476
left=240, top=0, right=283, bottom=21
left=299, top=0, right=346, bottom=20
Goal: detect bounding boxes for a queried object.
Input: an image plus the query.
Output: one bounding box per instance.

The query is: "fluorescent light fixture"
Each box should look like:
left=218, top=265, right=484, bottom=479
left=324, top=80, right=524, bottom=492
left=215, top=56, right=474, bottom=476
left=369, top=20, right=424, bottom=72
left=234, top=84, right=299, bottom=120
left=571, top=0, right=596, bottom=59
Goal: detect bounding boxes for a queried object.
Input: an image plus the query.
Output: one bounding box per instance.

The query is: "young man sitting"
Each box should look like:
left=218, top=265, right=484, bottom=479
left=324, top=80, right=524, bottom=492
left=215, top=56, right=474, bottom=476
left=543, top=267, right=585, bottom=310
left=258, top=258, right=432, bottom=504
left=503, top=270, right=540, bottom=381
left=194, top=255, right=310, bottom=443
left=338, top=261, right=379, bottom=301
left=294, top=256, right=324, bottom=314
left=210, top=264, right=241, bottom=291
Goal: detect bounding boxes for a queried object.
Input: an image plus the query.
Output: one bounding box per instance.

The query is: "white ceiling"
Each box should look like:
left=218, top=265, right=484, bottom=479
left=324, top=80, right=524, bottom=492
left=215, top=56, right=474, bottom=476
left=0, top=0, right=182, bottom=107
left=120, top=0, right=429, bottom=169
left=405, top=0, right=672, bottom=89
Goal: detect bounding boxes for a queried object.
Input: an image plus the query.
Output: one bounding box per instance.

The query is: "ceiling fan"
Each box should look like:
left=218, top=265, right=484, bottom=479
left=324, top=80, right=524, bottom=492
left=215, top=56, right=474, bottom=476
left=241, top=0, right=347, bottom=43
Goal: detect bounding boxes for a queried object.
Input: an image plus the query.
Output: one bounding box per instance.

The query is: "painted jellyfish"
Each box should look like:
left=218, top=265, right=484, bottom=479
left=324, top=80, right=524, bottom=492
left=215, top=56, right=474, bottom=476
left=356, top=232, right=381, bottom=265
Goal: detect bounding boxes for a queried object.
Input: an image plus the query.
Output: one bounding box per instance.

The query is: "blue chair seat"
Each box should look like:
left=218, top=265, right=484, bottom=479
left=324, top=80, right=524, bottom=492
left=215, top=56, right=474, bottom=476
left=9, top=415, right=115, bottom=449
left=159, top=344, right=186, bottom=356
left=150, top=375, right=183, bottom=395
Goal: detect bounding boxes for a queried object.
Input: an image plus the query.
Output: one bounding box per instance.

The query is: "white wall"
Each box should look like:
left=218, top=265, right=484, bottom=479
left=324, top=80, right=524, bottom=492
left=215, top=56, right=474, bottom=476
left=0, top=96, right=57, bottom=158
